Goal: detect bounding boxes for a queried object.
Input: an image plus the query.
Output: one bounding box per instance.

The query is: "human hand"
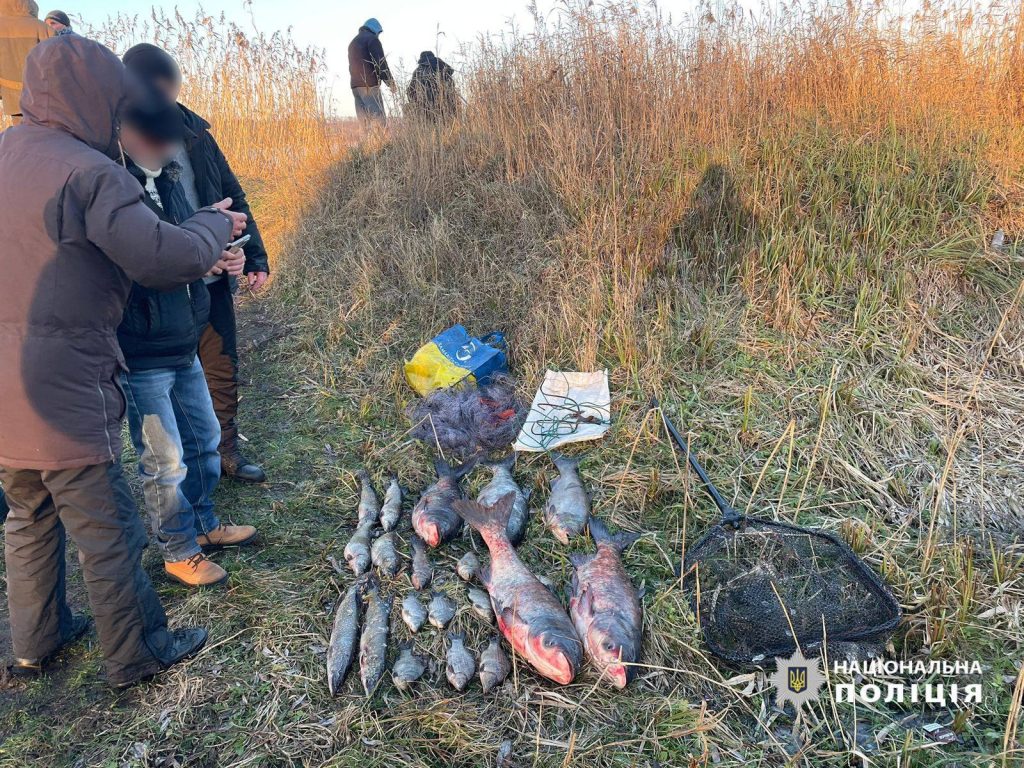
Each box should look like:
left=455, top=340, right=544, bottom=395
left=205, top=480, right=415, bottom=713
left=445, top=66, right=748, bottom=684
left=207, top=249, right=245, bottom=277
left=222, top=248, right=246, bottom=277
left=247, top=271, right=269, bottom=291
left=212, top=198, right=247, bottom=238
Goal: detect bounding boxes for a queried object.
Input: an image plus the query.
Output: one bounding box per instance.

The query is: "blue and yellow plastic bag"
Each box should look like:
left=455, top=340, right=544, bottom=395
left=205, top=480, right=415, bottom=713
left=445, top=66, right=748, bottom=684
left=404, top=325, right=508, bottom=396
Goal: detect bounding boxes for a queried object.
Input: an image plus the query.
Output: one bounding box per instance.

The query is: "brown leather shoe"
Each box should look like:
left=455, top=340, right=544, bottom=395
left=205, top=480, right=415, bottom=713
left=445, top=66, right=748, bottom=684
left=196, top=524, right=258, bottom=549
left=165, top=553, right=228, bottom=587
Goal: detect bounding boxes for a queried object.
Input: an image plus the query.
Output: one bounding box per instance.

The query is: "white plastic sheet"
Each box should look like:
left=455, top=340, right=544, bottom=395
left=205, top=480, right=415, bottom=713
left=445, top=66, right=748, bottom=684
left=513, top=370, right=611, bottom=452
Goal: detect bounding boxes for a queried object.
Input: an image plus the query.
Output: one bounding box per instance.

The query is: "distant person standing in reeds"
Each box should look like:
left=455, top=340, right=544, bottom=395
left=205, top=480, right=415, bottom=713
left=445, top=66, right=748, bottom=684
left=0, top=0, right=51, bottom=124
left=406, top=50, right=458, bottom=123
left=348, top=17, right=394, bottom=123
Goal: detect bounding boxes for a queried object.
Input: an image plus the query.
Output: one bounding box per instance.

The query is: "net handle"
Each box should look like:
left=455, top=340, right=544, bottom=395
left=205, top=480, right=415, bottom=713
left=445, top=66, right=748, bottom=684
left=652, top=398, right=742, bottom=525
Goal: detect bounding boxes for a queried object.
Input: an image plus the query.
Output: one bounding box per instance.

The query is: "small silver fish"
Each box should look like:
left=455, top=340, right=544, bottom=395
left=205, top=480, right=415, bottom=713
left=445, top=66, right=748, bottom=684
left=468, top=587, right=494, bottom=623
left=410, top=533, right=433, bottom=591
left=428, top=591, right=457, bottom=629
left=391, top=644, right=427, bottom=691
left=446, top=633, right=476, bottom=691
left=356, top=469, right=381, bottom=525
left=457, top=551, right=480, bottom=582
left=479, top=635, right=511, bottom=693
left=380, top=475, right=403, bottom=532
left=401, top=593, right=427, bottom=633
left=326, top=579, right=364, bottom=696
left=359, top=581, right=392, bottom=696
left=478, top=454, right=531, bottom=545
left=344, top=521, right=374, bottom=576
left=544, top=454, right=589, bottom=544
left=371, top=531, right=401, bottom=577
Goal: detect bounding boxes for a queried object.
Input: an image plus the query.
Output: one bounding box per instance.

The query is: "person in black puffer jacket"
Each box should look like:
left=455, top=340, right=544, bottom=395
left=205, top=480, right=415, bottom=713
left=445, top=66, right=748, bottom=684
left=116, top=89, right=259, bottom=589
left=123, top=43, right=270, bottom=485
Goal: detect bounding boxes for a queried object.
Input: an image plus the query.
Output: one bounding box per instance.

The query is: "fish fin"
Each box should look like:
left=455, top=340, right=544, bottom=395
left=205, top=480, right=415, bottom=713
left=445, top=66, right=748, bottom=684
left=452, top=493, right=515, bottom=539
left=522, top=487, right=532, bottom=502
left=637, top=583, right=647, bottom=601
left=588, top=516, right=640, bottom=552
left=551, top=452, right=582, bottom=471
left=479, top=564, right=492, bottom=589
left=574, top=584, right=595, bottom=618
left=433, top=456, right=453, bottom=478
left=568, top=552, right=593, bottom=569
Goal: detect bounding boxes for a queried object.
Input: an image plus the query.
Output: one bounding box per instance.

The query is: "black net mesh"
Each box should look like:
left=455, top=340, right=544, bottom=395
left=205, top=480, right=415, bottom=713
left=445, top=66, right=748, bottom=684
left=683, top=516, right=902, bottom=664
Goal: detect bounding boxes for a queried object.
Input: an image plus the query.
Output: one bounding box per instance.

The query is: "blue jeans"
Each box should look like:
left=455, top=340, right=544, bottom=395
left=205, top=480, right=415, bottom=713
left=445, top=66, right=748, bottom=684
left=122, top=357, right=221, bottom=562
left=353, top=86, right=386, bottom=122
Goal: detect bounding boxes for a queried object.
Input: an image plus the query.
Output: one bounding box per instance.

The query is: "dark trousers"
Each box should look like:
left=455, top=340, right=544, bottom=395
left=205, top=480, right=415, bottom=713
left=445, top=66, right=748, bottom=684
left=198, top=277, right=240, bottom=455
left=0, top=460, right=178, bottom=685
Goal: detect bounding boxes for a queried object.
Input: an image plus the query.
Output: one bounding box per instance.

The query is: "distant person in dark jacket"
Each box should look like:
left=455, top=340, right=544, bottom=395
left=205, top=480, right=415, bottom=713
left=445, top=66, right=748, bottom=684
left=116, top=87, right=259, bottom=588
left=43, top=8, right=71, bottom=34
left=0, top=34, right=246, bottom=688
left=123, top=43, right=270, bottom=484
left=406, top=50, right=458, bottom=122
left=0, top=0, right=51, bottom=122
left=347, top=17, right=394, bottom=122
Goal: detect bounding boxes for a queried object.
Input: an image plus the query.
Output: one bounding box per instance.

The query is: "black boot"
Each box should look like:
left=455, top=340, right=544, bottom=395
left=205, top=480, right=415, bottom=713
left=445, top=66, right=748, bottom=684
left=111, top=627, right=209, bottom=689
left=221, top=449, right=267, bottom=483
left=8, top=613, right=92, bottom=679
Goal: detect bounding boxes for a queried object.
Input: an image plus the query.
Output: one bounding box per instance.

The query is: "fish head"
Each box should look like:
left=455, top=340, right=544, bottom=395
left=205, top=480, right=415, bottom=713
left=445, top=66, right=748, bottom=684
left=413, top=508, right=443, bottom=547
left=448, top=670, right=470, bottom=690
left=525, top=621, right=580, bottom=685
left=346, top=551, right=370, bottom=575
left=585, top=616, right=638, bottom=689
left=548, top=521, right=570, bottom=545
left=480, top=671, right=498, bottom=694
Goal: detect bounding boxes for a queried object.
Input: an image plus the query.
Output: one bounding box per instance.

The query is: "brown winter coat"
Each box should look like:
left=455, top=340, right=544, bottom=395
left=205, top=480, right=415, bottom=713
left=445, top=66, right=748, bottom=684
left=0, top=0, right=50, bottom=117
left=0, top=35, right=231, bottom=470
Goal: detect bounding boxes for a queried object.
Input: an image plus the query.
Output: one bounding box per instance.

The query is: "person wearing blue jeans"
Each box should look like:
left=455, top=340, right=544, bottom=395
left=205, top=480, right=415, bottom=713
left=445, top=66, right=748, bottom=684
left=122, top=358, right=222, bottom=560
left=116, top=89, right=258, bottom=587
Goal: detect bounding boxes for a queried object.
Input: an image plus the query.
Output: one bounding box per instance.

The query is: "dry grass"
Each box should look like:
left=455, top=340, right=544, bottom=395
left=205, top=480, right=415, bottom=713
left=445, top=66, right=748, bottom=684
left=3, top=1, right=1024, bottom=766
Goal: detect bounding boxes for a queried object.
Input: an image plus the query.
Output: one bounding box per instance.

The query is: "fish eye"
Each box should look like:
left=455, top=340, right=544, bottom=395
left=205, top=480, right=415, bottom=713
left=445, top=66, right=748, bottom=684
left=603, top=641, right=616, bottom=652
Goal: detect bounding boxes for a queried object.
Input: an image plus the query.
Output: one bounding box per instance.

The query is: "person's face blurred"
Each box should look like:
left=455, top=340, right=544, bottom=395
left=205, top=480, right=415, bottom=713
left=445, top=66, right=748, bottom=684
left=45, top=19, right=67, bottom=32
left=119, top=122, right=176, bottom=171
left=154, top=76, right=182, bottom=103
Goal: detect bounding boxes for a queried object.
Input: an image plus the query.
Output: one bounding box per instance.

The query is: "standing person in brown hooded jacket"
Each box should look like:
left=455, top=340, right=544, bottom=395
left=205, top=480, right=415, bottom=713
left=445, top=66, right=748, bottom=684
left=0, top=35, right=246, bottom=687
left=0, top=0, right=50, bottom=123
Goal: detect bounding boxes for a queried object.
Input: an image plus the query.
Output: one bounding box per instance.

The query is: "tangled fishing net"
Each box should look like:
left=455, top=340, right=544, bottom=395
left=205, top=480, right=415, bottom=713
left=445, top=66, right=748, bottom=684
left=684, top=518, right=902, bottom=664
left=407, top=376, right=527, bottom=462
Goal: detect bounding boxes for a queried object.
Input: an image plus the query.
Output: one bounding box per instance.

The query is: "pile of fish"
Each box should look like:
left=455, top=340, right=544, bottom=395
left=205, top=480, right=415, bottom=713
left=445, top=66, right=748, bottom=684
left=326, top=453, right=644, bottom=698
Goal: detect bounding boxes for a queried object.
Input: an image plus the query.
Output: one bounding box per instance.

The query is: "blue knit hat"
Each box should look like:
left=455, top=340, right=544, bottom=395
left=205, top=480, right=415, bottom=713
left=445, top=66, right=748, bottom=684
left=363, top=18, right=383, bottom=34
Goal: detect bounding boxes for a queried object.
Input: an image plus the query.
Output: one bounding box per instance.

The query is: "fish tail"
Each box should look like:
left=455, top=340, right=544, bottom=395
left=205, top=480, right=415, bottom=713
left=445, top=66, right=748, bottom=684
left=356, top=468, right=371, bottom=482
left=485, top=453, right=516, bottom=471
left=551, top=452, right=582, bottom=472
left=435, top=454, right=480, bottom=480
left=452, top=494, right=515, bottom=541
left=588, top=516, right=640, bottom=552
